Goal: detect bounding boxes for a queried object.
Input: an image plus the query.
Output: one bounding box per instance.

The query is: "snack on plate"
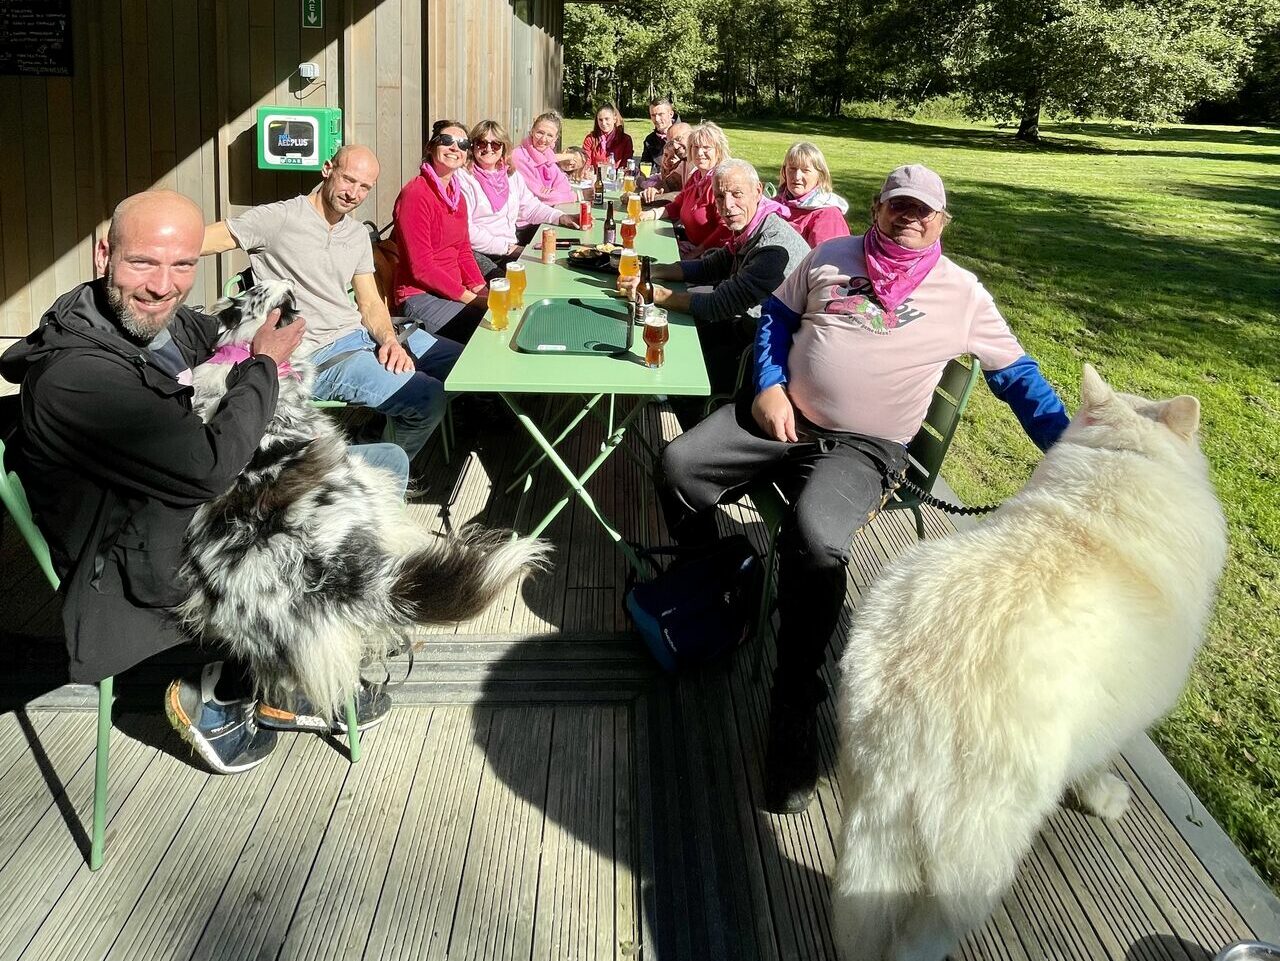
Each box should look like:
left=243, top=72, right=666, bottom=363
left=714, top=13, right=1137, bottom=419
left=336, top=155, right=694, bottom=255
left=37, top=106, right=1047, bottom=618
left=568, top=245, right=597, bottom=260
left=595, top=243, right=618, bottom=254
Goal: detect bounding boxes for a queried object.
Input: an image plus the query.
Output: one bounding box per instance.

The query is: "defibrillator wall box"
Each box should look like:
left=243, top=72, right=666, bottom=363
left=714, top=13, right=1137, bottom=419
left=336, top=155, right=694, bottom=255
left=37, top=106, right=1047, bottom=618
left=255, top=106, right=343, bottom=171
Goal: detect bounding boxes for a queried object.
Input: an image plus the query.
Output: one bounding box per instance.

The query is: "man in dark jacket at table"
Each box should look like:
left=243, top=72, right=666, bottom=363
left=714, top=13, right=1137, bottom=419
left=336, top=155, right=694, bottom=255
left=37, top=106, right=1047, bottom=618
left=0, top=189, right=404, bottom=774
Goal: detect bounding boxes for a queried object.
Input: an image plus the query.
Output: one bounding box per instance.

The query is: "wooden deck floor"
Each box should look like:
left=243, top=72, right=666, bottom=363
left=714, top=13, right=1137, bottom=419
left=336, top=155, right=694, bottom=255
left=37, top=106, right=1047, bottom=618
left=1, top=399, right=1275, bottom=961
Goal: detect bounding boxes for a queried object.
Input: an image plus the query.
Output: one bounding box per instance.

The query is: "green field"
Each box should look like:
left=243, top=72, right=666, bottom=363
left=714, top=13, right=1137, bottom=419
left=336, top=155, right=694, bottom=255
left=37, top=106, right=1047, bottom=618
left=565, top=115, right=1280, bottom=889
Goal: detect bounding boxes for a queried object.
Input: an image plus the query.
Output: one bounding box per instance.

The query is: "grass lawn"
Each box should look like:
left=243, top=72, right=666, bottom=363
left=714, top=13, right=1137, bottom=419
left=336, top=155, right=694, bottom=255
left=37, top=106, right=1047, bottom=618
left=565, top=115, right=1280, bottom=890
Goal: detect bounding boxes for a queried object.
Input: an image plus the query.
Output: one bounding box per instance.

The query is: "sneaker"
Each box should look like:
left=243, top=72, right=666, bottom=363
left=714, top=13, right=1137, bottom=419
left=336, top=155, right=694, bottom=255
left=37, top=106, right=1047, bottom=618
left=164, top=663, right=278, bottom=775
left=256, top=681, right=392, bottom=735
left=762, top=690, right=820, bottom=814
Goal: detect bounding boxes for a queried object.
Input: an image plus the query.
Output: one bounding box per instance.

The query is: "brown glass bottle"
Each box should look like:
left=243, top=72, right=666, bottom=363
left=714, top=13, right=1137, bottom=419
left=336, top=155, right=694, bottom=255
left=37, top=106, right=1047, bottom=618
left=593, top=164, right=605, bottom=206
left=603, top=202, right=617, bottom=245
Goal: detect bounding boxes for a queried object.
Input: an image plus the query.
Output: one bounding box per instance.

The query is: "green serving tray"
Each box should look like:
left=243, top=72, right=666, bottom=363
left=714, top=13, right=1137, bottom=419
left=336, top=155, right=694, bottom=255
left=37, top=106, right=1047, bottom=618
left=512, top=298, right=636, bottom=356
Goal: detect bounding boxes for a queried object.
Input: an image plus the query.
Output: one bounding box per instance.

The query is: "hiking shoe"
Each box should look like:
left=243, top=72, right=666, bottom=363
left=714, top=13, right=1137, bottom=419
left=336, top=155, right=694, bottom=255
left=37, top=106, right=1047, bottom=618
left=763, top=691, right=820, bottom=814
left=164, top=663, right=277, bottom=775
left=256, top=681, right=392, bottom=734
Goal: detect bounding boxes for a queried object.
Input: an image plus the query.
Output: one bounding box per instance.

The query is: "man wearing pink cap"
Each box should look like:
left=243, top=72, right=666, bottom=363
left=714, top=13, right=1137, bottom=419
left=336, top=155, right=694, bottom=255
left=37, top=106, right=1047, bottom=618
left=658, top=164, right=1069, bottom=814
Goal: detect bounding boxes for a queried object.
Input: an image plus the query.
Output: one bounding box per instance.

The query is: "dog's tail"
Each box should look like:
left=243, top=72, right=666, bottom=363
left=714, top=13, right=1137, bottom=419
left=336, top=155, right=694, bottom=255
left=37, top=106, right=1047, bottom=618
left=387, top=525, right=552, bottom=625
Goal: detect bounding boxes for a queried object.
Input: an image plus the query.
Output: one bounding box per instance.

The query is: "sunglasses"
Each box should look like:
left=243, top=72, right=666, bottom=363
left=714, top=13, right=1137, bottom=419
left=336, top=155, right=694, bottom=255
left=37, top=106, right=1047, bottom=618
left=886, top=197, right=939, bottom=221
left=473, top=139, right=504, bottom=154
left=431, top=133, right=471, bottom=151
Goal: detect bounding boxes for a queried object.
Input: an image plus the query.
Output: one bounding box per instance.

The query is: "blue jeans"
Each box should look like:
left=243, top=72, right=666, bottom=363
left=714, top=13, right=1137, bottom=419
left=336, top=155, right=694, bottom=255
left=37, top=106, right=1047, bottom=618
left=309, top=327, right=463, bottom=461
left=349, top=443, right=410, bottom=499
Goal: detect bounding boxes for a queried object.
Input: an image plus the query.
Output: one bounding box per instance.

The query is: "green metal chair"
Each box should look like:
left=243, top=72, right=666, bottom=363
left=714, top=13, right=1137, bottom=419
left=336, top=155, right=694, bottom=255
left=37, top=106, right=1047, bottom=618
left=747, top=356, right=982, bottom=675
left=0, top=434, right=365, bottom=870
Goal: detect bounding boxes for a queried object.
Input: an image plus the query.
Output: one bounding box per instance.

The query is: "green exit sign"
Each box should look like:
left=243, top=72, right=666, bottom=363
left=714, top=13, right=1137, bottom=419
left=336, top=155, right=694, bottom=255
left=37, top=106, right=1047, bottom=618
left=302, top=0, right=323, bottom=28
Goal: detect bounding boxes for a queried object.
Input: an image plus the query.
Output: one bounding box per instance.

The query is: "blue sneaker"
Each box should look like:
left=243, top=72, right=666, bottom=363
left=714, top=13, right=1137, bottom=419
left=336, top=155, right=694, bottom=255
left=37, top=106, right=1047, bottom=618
left=164, top=663, right=278, bottom=774
left=256, top=681, right=392, bottom=735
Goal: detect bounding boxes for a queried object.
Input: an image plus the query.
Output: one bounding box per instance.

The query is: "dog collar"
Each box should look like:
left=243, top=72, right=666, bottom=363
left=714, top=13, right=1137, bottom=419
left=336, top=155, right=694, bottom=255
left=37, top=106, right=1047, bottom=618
left=207, top=342, right=298, bottom=380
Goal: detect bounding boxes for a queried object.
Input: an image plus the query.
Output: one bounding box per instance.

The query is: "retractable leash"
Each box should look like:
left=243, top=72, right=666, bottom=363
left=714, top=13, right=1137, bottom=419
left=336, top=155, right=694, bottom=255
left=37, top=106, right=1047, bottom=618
left=891, top=474, right=1002, bottom=518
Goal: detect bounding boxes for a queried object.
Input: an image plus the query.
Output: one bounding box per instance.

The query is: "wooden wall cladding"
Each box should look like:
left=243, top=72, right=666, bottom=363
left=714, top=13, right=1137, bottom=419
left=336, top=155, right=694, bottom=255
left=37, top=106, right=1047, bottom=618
left=0, top=0, right=563, bottom=336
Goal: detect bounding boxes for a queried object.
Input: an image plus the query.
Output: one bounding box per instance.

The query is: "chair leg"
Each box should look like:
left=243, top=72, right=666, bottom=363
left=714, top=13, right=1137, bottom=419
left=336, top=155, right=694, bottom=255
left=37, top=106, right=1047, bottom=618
left=751, top=526, right=782, bottom=684
left=90, top=676, right=113, bottom=871
left=345, top=696, right=361, bottom=763
left=913, top=505, right=925, bottom=539
left=441, top=399, right=455, bottom=466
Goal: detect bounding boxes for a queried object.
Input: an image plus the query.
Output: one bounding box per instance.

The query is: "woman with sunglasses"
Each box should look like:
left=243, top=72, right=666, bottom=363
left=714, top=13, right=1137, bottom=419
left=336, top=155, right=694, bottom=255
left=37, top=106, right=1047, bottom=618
left=455, top=119, right=581, bottom=280
left=392, top=119, right=489, bottom=343
left=511, top=111, right=577, bottom=206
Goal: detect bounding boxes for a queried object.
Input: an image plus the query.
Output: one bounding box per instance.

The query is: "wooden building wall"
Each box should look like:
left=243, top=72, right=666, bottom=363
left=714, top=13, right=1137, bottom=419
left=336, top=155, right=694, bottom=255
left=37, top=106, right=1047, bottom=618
left=0, top=0, right=564, bottom=337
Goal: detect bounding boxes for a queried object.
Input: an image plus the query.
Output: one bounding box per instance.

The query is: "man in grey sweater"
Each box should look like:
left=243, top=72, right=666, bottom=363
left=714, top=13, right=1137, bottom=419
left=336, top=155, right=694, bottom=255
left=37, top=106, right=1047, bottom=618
left=618, top=159, right=810, bottom=399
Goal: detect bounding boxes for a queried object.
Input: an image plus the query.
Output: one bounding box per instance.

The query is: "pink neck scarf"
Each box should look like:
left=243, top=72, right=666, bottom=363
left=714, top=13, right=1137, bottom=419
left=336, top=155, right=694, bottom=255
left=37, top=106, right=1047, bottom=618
left=518, top=138, right=565, bottom=193
left=472, top=163, right=511, bottom=213
left=862, top=224, right=941, bottom=316
left=779, top=185, right=849, bottom=214
left=207, top=342, right=297, bottom=379
left=422, top=161, right=460, bottom=212
left=725, top=197, right=787, bottom=254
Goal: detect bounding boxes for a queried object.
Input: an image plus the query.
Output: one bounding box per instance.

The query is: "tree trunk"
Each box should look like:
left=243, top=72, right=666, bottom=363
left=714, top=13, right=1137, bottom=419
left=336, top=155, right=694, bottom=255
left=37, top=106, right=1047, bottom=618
left=1016, top=96, right=1042, bottom=141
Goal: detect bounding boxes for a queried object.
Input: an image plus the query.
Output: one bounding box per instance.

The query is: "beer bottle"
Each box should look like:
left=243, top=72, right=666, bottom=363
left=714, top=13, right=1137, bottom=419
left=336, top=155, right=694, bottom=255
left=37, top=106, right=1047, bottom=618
left=639, top=256, right=655, bottom=307
left=603, top=201, right=617, bottom=246
left=593, top=164, right=605, bottom=207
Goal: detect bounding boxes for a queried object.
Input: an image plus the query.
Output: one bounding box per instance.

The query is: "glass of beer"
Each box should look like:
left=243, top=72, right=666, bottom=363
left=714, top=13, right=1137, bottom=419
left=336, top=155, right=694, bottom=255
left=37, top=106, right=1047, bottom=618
left=622, top=173, right=636, bottom=195
left=618, top=248, right=639, bottom=282
left=620, top=218, right=636, bottom=248
left=627, top=192, right=642, bottom=223
left=505, top=262, right=526, bottom=310
left=642, top=307, right=669, bottom=368
left=488, top=278, right=511, bottom=331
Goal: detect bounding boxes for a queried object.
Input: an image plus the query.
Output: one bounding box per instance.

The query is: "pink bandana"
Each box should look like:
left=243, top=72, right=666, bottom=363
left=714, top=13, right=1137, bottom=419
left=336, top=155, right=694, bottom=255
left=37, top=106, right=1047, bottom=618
left=862, top=224, right=941, bottom=316
left=725, top=197, right=787, bottom=254
left=207, top=342, right=297, bottom=379
left=421, top=161, right=460, bottom=212
left=518, top=138, right=563, bottom=192
left=472, top=163, right=511, bottom=213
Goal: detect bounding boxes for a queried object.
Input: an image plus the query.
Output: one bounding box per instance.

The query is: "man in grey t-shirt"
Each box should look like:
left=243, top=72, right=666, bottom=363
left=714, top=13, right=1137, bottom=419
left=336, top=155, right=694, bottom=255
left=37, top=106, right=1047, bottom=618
left=202, top=145, right=461, bottom=461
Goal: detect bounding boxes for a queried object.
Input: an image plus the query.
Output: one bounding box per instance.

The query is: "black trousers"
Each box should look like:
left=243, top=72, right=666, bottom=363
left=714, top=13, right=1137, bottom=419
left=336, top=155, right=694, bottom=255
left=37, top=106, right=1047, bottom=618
left=658, top=396, right=906, bottom=705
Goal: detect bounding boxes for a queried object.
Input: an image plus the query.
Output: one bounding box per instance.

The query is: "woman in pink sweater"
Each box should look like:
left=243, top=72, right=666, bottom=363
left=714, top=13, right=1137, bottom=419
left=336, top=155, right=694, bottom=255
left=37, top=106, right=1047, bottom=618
left=775, top=141, right=850, bottom=248
left=455, top=118, right=581, bottom=279
left=511, top=111, right=578, bottom=206
left=393, top=120, right=488, bottom=343
left=581, top=103, right=634, bottom=168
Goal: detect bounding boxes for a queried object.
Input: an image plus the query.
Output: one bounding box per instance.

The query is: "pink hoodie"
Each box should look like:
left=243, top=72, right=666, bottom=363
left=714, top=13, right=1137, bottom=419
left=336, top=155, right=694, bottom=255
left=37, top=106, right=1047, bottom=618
left=455, top=167, right=564, bottom=255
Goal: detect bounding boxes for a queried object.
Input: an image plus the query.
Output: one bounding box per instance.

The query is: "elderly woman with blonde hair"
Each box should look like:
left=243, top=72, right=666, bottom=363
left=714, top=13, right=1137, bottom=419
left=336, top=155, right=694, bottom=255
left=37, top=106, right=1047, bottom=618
left=775, top=141, right=850, bottom=247
left=455, top=118, right=580, bottom=279
left=641, top=121, right=732, bottom=255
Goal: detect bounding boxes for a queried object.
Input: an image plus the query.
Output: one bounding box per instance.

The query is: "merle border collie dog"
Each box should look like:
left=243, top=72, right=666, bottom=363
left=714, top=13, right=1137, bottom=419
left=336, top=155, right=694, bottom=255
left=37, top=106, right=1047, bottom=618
left=178, top=280, right=550, bottom=714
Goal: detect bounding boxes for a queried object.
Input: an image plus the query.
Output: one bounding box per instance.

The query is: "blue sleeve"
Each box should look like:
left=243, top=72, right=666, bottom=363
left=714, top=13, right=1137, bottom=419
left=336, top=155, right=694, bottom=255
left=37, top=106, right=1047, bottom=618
left=984, top=355, right=1070, bottom=451
left=754, top=294, right=802, bottom=393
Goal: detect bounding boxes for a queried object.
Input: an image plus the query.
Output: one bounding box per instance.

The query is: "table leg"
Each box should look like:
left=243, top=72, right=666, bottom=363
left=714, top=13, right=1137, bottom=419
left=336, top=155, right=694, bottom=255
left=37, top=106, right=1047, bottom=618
left=503, top=393, right=604, bottom=495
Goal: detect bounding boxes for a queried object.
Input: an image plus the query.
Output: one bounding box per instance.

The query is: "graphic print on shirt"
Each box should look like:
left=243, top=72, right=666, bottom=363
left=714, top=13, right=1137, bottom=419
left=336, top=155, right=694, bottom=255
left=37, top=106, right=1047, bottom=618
left=823, top=277, right=926, bottom=334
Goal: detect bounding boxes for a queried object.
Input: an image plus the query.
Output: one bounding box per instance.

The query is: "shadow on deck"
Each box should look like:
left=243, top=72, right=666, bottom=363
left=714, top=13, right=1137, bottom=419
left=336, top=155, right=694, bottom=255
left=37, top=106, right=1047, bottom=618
left=1, top=399, right=1277, bottom=961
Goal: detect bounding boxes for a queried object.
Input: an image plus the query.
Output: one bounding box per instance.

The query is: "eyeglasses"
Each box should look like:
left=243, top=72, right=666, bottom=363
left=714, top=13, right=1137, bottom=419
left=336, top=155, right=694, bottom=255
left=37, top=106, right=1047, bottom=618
left=473, top=139, right=504, bottom=154
left=886, top=197, right=939, bottom=221
left=430, top=133, right=471, bottom=151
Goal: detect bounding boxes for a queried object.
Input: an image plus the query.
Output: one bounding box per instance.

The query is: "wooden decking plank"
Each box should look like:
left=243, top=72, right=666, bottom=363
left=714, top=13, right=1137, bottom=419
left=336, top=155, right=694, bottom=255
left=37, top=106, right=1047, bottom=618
left=184, top=729, right=355, bottom=961
left=18, top=735, right=206, bottom=961
left=0, top=710, right=56, bottom=786
left=363, top=707, right=492, bottom=961
left=449, top=706, right=551, bottom=961
left=0, top=723, right=154, bottom=961
left=101, top=733, right=301, bottom=961
left=274, top=714, right=419, bottom=961
left=612, top=703, right=640, bottom=961
left=0, top=713, right=94, bottom=871
left=1023, top=820, right=1122, bottom=959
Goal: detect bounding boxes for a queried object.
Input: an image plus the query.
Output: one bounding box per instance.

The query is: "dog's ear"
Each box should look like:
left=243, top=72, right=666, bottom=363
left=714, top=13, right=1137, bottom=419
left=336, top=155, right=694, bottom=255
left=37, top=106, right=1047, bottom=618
left=1078, top=363, right=1116, bottom=424
left=207, top=293, right=247, bottom=332
left=1159, top=395, right=1200, bottom=438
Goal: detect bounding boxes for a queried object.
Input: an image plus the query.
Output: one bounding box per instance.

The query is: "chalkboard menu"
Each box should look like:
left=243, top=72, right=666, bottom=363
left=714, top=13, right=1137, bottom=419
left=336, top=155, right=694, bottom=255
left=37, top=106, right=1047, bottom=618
left=0, top=0, right=72, bottom=77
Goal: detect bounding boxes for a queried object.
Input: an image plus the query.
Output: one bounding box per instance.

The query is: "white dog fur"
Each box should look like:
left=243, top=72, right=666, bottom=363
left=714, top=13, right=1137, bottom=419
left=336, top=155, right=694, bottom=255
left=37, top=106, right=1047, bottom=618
left=831, top=363, right=1227, bottom=961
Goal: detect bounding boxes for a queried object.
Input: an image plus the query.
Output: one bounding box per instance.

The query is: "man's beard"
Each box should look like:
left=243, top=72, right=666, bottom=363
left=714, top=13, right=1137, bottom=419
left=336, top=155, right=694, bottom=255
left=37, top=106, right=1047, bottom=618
left=105, top=267, right=181, bottom=343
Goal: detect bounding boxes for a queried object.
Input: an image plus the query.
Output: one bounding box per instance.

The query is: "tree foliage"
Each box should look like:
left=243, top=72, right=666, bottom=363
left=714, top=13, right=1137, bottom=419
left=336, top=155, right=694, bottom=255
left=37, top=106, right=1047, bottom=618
left=563, top=0, right=1279, bottom=135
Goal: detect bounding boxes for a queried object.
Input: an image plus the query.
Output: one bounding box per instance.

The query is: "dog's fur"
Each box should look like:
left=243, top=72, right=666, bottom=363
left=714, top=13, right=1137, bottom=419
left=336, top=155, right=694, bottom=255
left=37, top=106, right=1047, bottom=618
left=178, top=281, right=550, bottom=713
left=831, top=364, right=1227, bottom=961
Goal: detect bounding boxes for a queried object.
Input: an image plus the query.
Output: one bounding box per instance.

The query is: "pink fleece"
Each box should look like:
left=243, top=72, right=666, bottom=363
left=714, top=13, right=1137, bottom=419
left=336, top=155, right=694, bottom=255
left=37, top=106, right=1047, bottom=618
left=511, top=141, right=576, bottom=205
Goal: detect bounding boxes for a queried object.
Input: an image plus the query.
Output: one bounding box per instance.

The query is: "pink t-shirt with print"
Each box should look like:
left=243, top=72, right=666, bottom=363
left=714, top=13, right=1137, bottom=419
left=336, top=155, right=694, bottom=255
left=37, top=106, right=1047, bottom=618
left=772, top=235, right=1026, bottom=444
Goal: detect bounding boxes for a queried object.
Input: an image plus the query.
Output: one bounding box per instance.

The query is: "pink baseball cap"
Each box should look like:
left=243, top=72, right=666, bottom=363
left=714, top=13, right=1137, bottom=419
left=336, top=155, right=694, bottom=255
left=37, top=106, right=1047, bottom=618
left=879, top=164, right=947, bottom=211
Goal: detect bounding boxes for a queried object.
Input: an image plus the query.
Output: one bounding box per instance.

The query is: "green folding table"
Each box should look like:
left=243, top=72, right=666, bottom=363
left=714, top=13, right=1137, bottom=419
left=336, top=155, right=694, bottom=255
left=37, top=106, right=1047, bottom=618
left=445, top=218, right=709, bottom=574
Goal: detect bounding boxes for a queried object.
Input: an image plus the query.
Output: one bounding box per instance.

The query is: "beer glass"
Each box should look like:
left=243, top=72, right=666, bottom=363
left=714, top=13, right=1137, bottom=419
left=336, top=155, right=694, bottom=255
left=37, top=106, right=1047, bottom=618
left=488, top=278, right=511, bottom=331
left=505, top=262, right=526, bottom=310
left=618, top=248, right=639, bottom=282
left=622, top=173, right=636, bottom=195
left=620, top=218, right=636, bottom=248
left=642, top=308, right=669, bottom=368
left=627, top=192, right=642, bottom=223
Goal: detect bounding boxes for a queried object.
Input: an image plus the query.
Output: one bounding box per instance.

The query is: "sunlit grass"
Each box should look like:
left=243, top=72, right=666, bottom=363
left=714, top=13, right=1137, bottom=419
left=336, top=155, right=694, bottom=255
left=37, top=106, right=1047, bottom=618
left=565, top=115, right=1280, bottom=889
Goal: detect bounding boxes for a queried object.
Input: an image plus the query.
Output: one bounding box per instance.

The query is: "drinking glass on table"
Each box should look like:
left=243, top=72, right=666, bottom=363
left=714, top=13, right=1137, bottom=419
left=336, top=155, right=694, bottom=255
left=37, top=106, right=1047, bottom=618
left=618, top=248, right=639, bottom=283
left=642, top=307, right=669, bottom=368
left=488, top=278, right=511, bottom=331
left=505, top=262, right=526, bottom=310
left=622, top=173, right=636, bottom=195
left=627, top=192, right=642, bottom=223
left=620, top=218, right=636, bottom=248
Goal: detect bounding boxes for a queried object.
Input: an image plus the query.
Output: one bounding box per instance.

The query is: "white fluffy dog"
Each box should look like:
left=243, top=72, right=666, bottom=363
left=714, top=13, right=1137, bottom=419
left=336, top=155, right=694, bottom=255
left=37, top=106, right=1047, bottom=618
left=831, top=364, right=1227, bottom=961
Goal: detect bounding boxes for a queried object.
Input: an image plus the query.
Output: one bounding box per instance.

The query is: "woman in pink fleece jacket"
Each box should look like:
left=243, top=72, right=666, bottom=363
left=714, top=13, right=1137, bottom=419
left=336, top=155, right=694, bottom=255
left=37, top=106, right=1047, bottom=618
left=774, top=141, right=851, bottom=248
left=456, top=119, right=581, bottom=280
left=511, top=111, right=578, bottom=206
left=392, top=120, right=489, bottom=343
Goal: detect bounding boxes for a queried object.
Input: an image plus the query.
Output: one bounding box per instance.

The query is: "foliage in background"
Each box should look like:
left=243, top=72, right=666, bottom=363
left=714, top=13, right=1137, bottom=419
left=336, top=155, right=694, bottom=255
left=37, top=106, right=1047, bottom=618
left=564, top=0, right=1280, bottom=135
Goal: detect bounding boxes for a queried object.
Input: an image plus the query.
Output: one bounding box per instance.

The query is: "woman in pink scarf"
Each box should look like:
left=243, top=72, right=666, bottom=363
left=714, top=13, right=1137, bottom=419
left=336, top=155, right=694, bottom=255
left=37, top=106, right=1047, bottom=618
left=455, top=118, right=580, bottom=279
left=581, top=103, right=634, bottom=168
left=774, top=141, right=851, bottom=248
left=639, top=121, right=732, bottom=256
left=511, top=111, right=577, bottom=206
